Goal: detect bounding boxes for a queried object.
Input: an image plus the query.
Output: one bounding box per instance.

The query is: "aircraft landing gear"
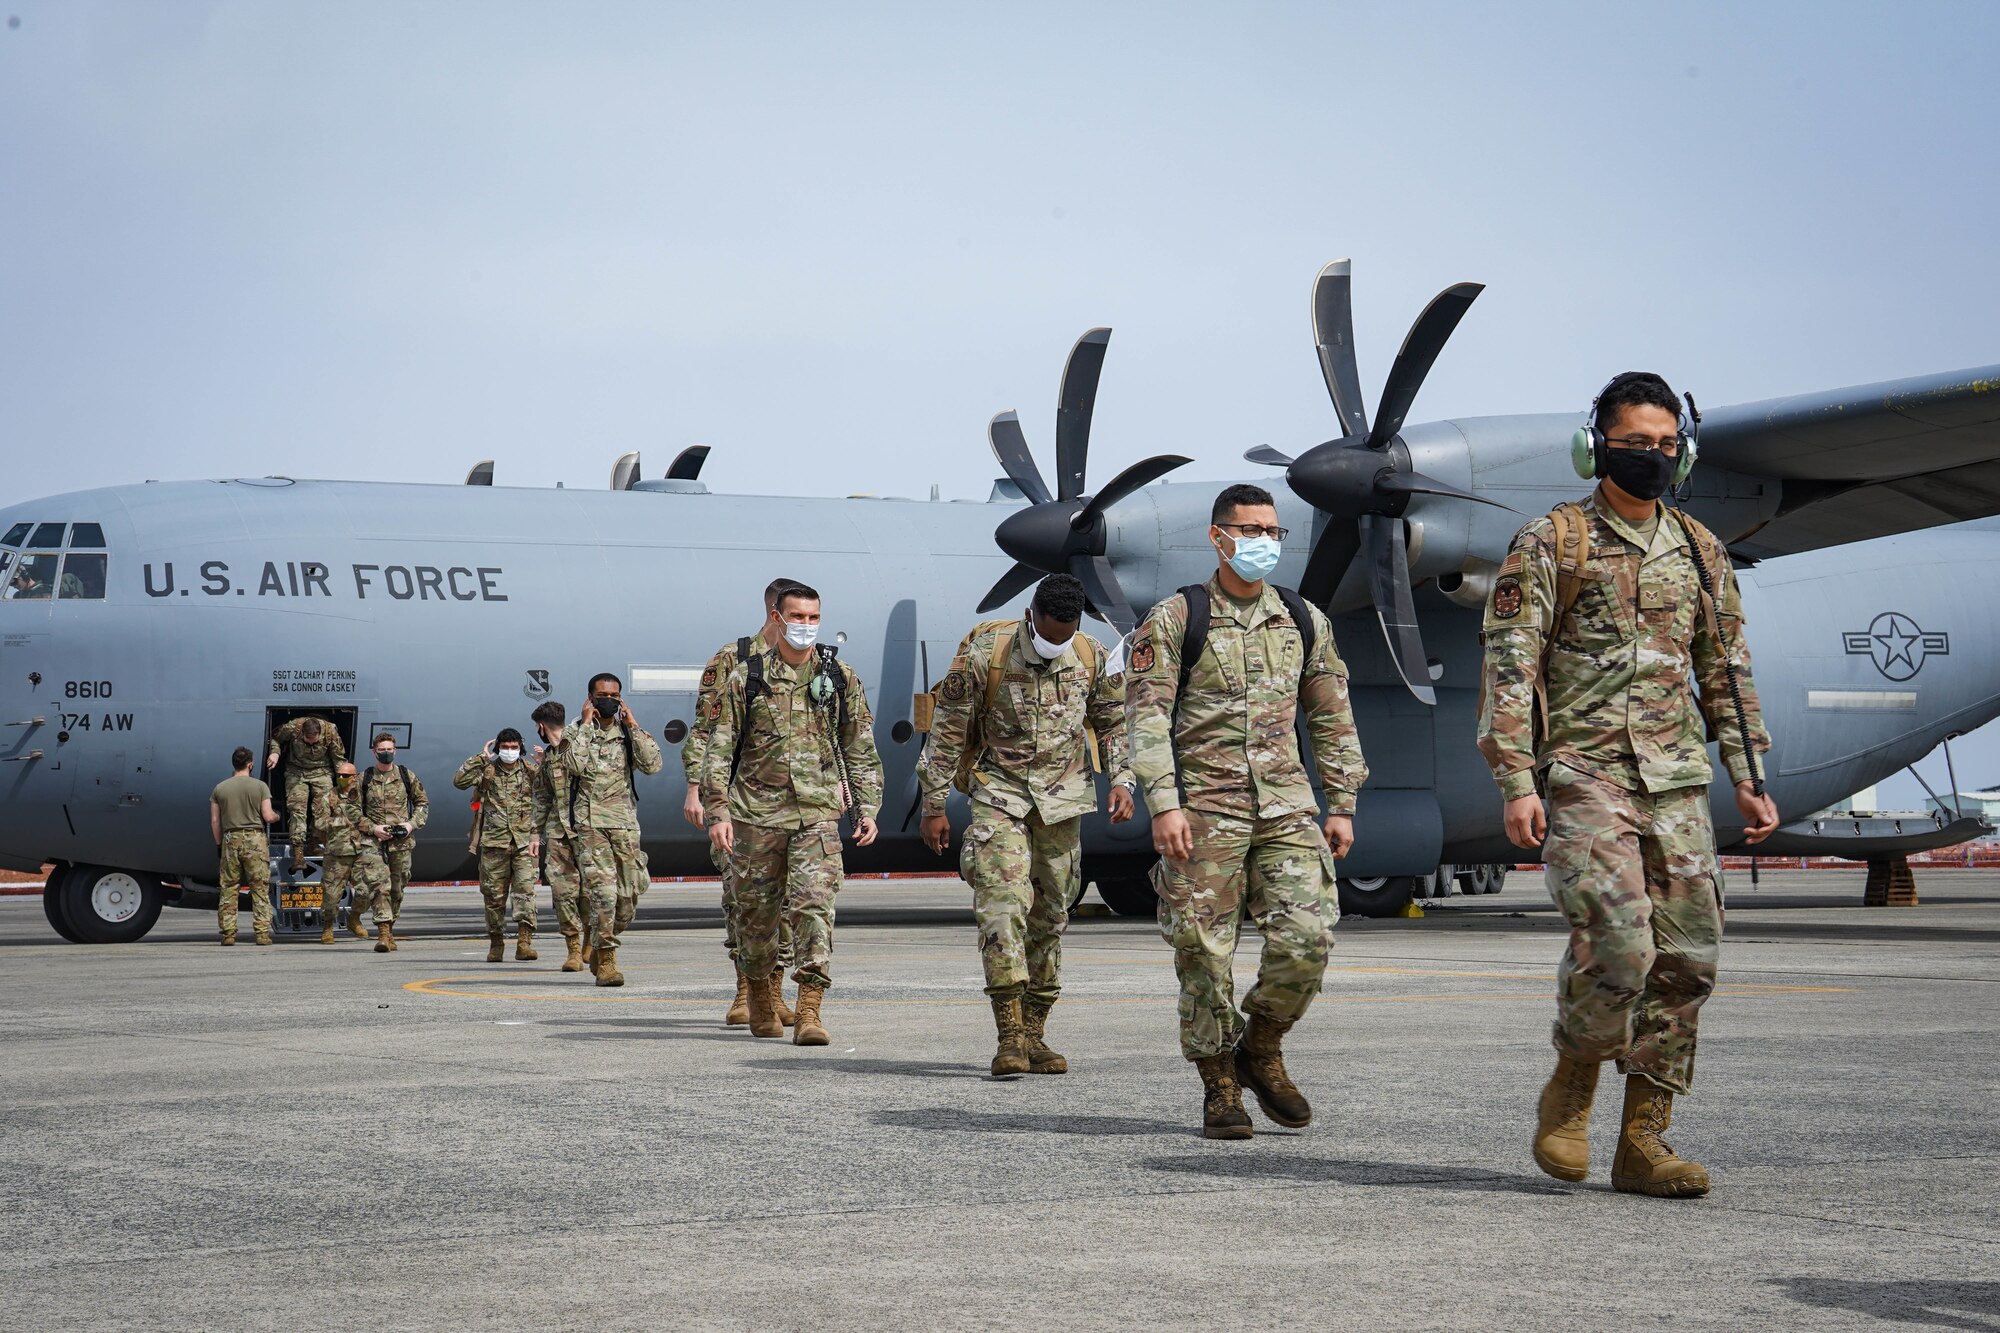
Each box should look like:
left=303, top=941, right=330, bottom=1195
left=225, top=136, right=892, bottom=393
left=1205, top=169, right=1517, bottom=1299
left=49, top=864, right=164, bottom=944
left=1337, top=875, right=1419, bottom=917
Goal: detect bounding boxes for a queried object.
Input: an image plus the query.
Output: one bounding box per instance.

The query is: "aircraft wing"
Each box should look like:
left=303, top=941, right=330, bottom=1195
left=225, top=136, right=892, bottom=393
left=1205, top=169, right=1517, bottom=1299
left=1699, top=364, right=2000, bottom=559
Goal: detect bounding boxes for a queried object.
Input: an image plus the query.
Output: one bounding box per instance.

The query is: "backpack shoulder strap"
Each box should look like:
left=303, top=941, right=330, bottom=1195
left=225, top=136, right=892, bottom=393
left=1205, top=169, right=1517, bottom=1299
left=1550, top=502, right=1592, bottom=627
left=736, top=635, right=754, bottom=661
left=400, top=764, right=416, bottom=806
left=984, top=625, right=1018, bottom=714
left=1273, top=586, right=1318, bottom=666
left=1176, top=584, right=1212, bottom=695
left=732, top=652, right=768, bottom=786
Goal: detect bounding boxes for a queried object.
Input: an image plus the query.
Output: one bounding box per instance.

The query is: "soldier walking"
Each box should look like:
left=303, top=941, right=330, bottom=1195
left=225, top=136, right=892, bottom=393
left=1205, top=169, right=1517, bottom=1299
left=454, top=729, right=542, bottom=963
left=318, top=761, right=366, bottom=943
left=358, top=733, right=428, bottom=936
left=701, top=583, right=884, bottom=1045
left=265, top=714, right=344, bottom=871
left=556, top=673, right=664, bottom=987
left=210, top=746, right=280, bottom=946
left=1127, top=484, right=1367, bottom=1140
left=684, top=577, right=802, bottom=1027
left=531, top=702, right=589, bottom=973
left=917, top=573, right=1134, bottom=1076
left=1478, top=370, right=1777, bottom=1198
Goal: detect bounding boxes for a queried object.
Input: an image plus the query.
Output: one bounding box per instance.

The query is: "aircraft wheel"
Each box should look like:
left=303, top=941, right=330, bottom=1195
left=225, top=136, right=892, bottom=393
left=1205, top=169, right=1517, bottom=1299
left=42, top=865, right=84, bottom=943
left=1094, top=874, right=1160, bottom=918
left=1338, top=875, right=1417, bottom=918
left=60, top=865, right=164, bottom=944
left=1484, top=864, right=1509, bottom=895
left=1468, top=863, right=1495, bottom=895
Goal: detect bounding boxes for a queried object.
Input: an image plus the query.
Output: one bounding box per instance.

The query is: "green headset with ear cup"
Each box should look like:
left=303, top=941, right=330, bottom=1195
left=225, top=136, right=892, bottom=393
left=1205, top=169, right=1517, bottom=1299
left=1570, top=372, right=1701, bottom=485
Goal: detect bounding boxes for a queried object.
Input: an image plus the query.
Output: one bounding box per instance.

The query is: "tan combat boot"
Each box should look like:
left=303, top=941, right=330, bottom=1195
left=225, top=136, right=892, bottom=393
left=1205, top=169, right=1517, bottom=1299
left=319, top=925, right=335, bottom=945
left=346, top=902, right=367, bottom=939
left=219, top=932, right=236, bottom=947
left=746, top=973, right=785, bottom=1039
left=561, top=931, right=584, bottom=973
left=1234, top=1014, right=1311, bottom=1127
left=375, top=922, right=393, bottom=953
left=1195, top=1053, right=1253, bottom=1140
left=594, top=944, right=624, bottom=988
left=792, top=982, right=829, bottom=1046
left=1611, top=1077, right=1711, bottom=1198
left=988, top=997, right=1030, bottom=1076
left=1532, top=1055, right=1600, bottom=1182
left=581, top=935, right=597, bottom=969
left=254, top=928, right=273, bottom=947
left=1022, top=1001, right=1068, bottom=1075
left=515, top=925, right=538, bottom=962
left=486, top=933, right=505, bottom=963
left=725, top=967, right=752, bottom=1026
left=772, top=971, right=797, bottom=1027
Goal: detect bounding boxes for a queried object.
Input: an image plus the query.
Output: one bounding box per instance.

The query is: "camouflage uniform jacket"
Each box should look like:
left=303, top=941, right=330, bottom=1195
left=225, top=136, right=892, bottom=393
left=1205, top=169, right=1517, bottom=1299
left=531, top=738, right=577, bottom=839
left=700, top=648, right=885, bottom=830
left=684, top=629, right=770, bottom=785
left=1126, top=574, right=1367, bottom=819
left=270, top=716, right=344, bottom=772
left=1476, top=489, right=1770, bottom=801
left=916, top=619, right=1134, bottom=822
left=360, top=763, right=429, bottom=853
left=324, top=782, right=370, bottom=858
left=452, top=754, right=539, bottom=850
left=560, top=717, right=664, bottom=832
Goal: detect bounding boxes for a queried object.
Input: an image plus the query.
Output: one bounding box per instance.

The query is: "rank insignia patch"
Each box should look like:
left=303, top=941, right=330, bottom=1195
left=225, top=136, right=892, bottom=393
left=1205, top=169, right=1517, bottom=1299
left=1492, top=577, right=1522, bottom=619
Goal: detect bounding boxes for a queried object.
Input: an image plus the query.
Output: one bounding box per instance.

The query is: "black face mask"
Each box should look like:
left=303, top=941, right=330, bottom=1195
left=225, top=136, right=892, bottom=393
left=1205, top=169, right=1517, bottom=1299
left=375, top=751, right=395, bottom=766
left=592, top=695, right=620, bottom=720
left=1602, top=445, right=1677, bottom=502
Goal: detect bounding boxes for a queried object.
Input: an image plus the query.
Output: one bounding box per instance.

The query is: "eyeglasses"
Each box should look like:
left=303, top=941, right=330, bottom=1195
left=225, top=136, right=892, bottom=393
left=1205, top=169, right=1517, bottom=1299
left=1216, top=523, right=1290, bottom=541
left=1603, top=435, right=1683, bottom=455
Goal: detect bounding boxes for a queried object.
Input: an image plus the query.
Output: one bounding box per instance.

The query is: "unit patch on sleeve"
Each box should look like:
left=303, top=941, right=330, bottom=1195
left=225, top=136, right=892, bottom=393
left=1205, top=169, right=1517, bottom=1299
left=1492, top=576, right=1523, bottom=619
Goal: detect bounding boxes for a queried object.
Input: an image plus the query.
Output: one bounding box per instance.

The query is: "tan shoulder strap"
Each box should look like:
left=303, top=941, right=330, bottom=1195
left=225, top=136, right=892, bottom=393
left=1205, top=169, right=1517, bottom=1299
left=1551, top=502, right=1591, bottom=627
left=984, top=626, right=1017, bottom=714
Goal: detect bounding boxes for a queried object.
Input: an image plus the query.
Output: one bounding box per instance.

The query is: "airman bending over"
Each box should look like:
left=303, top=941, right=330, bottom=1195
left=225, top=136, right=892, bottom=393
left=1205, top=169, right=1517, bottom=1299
left=265, top=715, right=344, bottom=871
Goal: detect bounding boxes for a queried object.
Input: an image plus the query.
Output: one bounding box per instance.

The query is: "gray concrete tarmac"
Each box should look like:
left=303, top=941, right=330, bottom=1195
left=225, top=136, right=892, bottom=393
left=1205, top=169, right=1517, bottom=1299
left=3, top=868, right=1998, bottom=1331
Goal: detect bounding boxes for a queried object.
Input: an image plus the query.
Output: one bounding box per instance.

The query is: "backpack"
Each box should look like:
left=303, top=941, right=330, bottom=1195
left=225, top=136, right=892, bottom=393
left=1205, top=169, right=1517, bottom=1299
left=915, top=619, right=1103, bottom=796
left=567, top=714, right=642, bottom=826
left=361, top=762, right=416, bottom=811
left=728, top=643, right=849, bottom=788
left=1169, top=583, right=1319, bottom=799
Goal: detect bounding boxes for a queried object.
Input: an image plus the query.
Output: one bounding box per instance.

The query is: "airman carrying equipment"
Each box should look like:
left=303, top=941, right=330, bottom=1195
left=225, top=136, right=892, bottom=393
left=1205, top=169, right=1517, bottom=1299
left=912, top=618, right=1103, bottom=796
left=1169, top=583, right=1316, bottom=800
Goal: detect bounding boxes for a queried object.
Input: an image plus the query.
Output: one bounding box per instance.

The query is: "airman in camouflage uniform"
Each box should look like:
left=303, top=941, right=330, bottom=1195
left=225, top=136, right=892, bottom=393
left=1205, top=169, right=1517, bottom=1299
left=557, top=674, right=664, bottom=987
left=317, top=762, right=366, bottom=942
left=531, top=702, right=589, bottom=973
left=211, top=748, right=278, bottom=946
left=358, top=734, right=428, bottom=932
left=1478, top=371, right=1776, bottom=1198
left=685, top=578, right=801, bottom=1025
left=918, top=573, right=1134, bottom=1076
left=454, top=730, right=542, bottom=963
left=265, top=715, right=344, bottom=863
left=324, top=767, right=395, bottom=951
left=701, top=584, right=884, bottom=1046
left=1128, top=484, right=1367, bottom=1140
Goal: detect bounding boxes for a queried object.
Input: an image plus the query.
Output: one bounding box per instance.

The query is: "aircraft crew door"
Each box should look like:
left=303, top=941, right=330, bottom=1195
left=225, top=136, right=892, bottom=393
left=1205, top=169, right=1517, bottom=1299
left=263, top=706, right=359, bottom=930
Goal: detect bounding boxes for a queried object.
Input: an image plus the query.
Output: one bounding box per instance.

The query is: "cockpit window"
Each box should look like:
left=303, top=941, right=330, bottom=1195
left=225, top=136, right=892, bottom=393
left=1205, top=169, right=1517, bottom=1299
left=58, top=554, right=106, bottom=599
left=1, top=523, right=29, bottom=547
left=27, top=523, right=65, bottom=548
left=70, top=522, right=106, bottom=548
left=5, top=553, right=60, bottom=600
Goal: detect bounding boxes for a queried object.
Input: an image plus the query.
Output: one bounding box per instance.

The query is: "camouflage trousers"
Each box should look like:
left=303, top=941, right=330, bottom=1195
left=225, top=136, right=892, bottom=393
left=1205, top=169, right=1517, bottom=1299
left=283, top=771, right=335, bottom=851
left=545, top=835, right=587, bottom=939
left=217, top=828, right=272, bottom=937
left=575, top=827, right=648, bottom=950
left=479, top=842, right=538, bottom=934
left=1152, top=808, right=1339, bottom=1061
left=1542, top=762, right=1722, bottom=1095
left=359, top=843, right=414, bottom=924
left=715, top=841, right=794, bottom=970
left=734, top=820, right=842, bottom=989
left=962, top=804, right=1078, bottom=1005
left=322, top=848, right=390, bottom=921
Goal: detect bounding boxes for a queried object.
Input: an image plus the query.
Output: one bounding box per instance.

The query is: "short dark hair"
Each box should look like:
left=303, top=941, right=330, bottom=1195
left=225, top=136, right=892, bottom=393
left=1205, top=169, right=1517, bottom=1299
left=496, top=727, right=523, bottom=746
left=1593, top=371, right=1680, bottom=432
left=588, top=672, right=622, bottom=694
left=531, top=701, right=566, bottom=726
left=1212, top=483, right=1276, bottom=524
left=1032, top=573, right=1086, bottom=623
left=778, top=584, right=820, bottom=613
left=300, top=718, right=321, bottom=739
left=372, top=733, right=397, bottom=750
left=231, top=746, right=254, bottom=772
left=763, top=577, right=802, bottom=609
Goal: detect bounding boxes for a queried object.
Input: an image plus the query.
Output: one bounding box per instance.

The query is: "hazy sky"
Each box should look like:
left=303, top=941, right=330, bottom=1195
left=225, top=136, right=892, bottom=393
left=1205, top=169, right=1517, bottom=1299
left=4, top=1, right=1996, bottom=804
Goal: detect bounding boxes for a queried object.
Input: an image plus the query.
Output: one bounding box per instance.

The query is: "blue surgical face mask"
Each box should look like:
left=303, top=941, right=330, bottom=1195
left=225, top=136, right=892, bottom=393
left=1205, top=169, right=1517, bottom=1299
left=784, top=621, right=820, bottom=650
left=1225, top=534, right=1282, bottom=582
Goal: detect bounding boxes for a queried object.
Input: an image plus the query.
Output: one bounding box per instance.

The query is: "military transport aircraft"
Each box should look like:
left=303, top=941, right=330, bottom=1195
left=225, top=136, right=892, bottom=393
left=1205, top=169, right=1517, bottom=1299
left=5, top=260, right=1999, bottom=942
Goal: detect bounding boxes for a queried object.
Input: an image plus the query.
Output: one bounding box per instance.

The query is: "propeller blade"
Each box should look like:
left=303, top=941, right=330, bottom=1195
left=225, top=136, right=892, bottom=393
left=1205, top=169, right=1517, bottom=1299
left=1298, top=516, right=1362, bottom=608
left=666, top=445, right=710, bottom=480
left=610, top=451, right=641, bottom=491
left=464, top=460, right=494, bottom=486
left=1365, top=281, right=1484, bottom=451
left=1378, top=469, right=1522, bottom=513
left=1072, top=454, right=1193, bottom=531
left=1359, top=513, right=1437, bottom=706
left=1312, top=259, right=1370, bottom=439
left=976, top=561, right=1043, bottom=614
left=1244, top=445, right=1294, bottom=467
left=987, top=411, right=1053, bottom=506
left=1072, top=553, right=1138, bottom=636
left=1055, top=327, right=1111, bottom=503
